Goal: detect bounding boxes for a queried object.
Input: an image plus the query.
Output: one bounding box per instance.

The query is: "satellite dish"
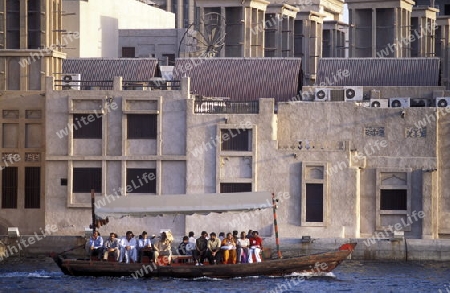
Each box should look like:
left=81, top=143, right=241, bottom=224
left=180, top=12, right=226, bottom=57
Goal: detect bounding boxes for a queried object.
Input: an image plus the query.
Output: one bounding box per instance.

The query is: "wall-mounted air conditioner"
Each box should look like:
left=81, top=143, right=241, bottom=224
left=314, top=88, right=330, bottom=102
left=389, top=97, right=410, bottom=108
left=369, top=99, right=388, bottom=108
left=343, top=86, right=364, bottom=101
left=410, top=98, right=430, bottom=107
left=435, top=97, right=450, bottom=107
left=62, top=74, right=81, bottom=90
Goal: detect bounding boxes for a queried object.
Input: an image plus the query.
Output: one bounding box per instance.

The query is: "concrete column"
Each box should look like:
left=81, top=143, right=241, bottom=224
left=113, top=76, right=122, bottom=91
left=177, top=0, right=183, bottom=28
left=166, top=0, right=172, bottom=12
left=372, top=8, right=376, bottom=57
left=421, top=170, right=438, bottom=239
left=349, top=8, right=355, bottom=57
left=188, top=0, right=195, bottom=26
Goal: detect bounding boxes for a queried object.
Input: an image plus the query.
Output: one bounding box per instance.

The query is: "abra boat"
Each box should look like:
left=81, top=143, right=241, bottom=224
left=51, top=191, right=356, bottom=278
left=53, top=243, right=356, bottom=278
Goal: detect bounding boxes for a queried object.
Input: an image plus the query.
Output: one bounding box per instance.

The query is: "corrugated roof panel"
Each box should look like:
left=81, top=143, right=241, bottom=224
left=316, top=58, right=440, bottom=87
left=173, top=58, right=302, bottom=102
left=62, top=58, right=159, bottom=82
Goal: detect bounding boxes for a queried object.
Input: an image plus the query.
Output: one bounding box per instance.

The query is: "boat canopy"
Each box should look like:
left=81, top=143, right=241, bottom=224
left=95, top=191, right=273, bottom=217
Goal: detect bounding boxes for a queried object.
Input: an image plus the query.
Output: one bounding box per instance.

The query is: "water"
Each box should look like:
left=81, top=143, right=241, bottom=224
left=0, top=258, right=449, bottom=293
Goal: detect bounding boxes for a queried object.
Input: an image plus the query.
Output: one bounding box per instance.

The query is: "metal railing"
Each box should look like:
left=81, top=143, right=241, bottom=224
left=194, top=99, right=259, bottom=114
left=122, top=80, right=181, bottom=91
left=55, top=80, right=114, bottom=90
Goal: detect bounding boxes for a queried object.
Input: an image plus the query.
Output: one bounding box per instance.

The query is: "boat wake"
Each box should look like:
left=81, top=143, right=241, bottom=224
left=286, top=271, right=336, bottom=278
left=0, top=271, right=61, bottom=279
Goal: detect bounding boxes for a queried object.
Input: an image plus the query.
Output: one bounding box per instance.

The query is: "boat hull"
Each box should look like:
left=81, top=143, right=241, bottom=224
left=53, top=243, right=356, bottom=278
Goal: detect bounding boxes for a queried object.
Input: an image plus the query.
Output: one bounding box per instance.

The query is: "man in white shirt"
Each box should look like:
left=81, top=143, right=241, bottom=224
left=137, top=231, right=154, bottom=262
left=120, top=231, right=137, bottom=264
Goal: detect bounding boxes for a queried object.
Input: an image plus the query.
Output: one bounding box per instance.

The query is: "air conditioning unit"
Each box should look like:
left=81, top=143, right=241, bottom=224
left=435, top=97, right=450, bottom=107
left=62, top=74, right=81, bottom=90
left=343, top=86, right=364, bottom=101
left=314, top=88, right=330, bottom=101
left=369, top=99, right=388, bottom=108
left=410, top=98, right=430, bottom=107
left=389, top=97, right=410, bottom=108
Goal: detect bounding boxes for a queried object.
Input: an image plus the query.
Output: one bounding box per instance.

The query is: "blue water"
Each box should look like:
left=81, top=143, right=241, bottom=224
left=0, top=258, right=449, bottom=293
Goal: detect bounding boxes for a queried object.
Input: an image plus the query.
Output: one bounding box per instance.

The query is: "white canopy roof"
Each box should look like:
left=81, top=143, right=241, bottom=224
left=95, top=191, right=273, bottom=218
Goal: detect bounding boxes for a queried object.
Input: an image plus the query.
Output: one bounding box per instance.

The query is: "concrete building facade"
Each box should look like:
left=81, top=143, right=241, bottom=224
left=61, top=0, right=175, bottom=58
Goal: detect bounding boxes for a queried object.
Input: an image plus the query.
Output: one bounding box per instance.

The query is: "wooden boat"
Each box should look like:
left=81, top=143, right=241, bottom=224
left=52, top=191, right=355, bottom=278
left=52, top=243, right=356, bottom=278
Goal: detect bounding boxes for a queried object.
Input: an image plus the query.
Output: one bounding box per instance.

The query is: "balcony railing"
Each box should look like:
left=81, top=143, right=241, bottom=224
left=55, top=80, right=114, bottom=90
left=194, top=98, right=259, bottom=114
left=122, top=80, right=181, bottom=91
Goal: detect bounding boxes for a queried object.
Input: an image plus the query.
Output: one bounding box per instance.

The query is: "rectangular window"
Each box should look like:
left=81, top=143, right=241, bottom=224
left=6, top=0, right=20, bottom=49
left=380, top=189, right=407, bottom=210
left=221, top=129, right=251, bottom=151
left=122, top=47, right=136, bottom=58
left=27, top=0, right=41, bottom=49
left=25, top=167, right=40, bottom=209
left=73, top=114, right=102, bottom=139
left=220, top=183, right=252, bottom=193
left=127, top=114, right=157, bottom=139
left=162, top=54, right=175, bottom=66
left=2, top=167, right=18, bottom=208
left=126, top=169, right=156, bottom=193
left=73, top=168, right=101, bottom=193
left=305, top=183, right=323, bottom=222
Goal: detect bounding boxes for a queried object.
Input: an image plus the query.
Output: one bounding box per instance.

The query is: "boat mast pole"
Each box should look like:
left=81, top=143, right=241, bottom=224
left=91, top=189, right=95, bottom=235
left=272, top=192, right=282, bottom=259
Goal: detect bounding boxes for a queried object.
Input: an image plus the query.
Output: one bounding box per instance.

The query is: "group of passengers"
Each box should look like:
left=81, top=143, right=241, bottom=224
left=177, top=230, right=263, bottom=265
left=87, top=230, right=173, bottom=264
left=87, top=229, right=263, bottom=265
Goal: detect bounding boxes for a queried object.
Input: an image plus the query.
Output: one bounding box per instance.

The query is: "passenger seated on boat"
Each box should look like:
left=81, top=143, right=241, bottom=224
left=237, top=231, right=249, bottom=264
left=221, top=232, right=237, bottom=264
left=248, top=231, right=263, bottom=263
left=206, top=232, right=221, bottom=265
left=154, top=231, right=172, bottom=265
left=120, top=231, right=137, bottom=264
left=193, top=231, right=208, bottom=266
left=103, top=232, right=120, bottom=262
left=138, top=231, right=154, bottom=263
left=186, top=231, right=196, bottom=261
left=87, top=230, right=104, bottom=260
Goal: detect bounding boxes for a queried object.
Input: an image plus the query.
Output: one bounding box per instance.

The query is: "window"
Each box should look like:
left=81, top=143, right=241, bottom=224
left=28, top=0, right=41, bottom=49
left=73, top=168, right=102, bottom=193
left=380, top=189, right=407, bottom=210
left=302, top=164, right=327, bottom=226
left=305, top=184, right=323, bottom=222
left=162, top=54, right=175, bottom=66
left=221, top=129, right=252, bottom=151
left=126, top=169, right=156, bottom=193
left=6, top=0, right=20, bottom=49
left=25, top=167, right=40, bottom=209
left=73, top=114, right=102, bottom=139
left=220, top=183, right=252, bottom=193
left=445, top=4, right=450, bottom=16
left=122, top=47, right=135, bottom=58
left=127, top=114, right=157, bottom=139
left=2, top=167, right=18, bottom=208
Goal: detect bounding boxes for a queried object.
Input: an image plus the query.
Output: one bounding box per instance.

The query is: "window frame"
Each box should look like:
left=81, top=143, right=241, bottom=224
left=1, top=166, right=18, bottom=209
left=72, top=114, right=102, bottom=139
left=301, top=163, right=328, bottom=227
left=127, top=114, right=157, bottom=139
left=376, top=169, right=411, bottom=231
left=73, top=167, right=102, bottom=193
left=126, top=168, right=156, bottom=194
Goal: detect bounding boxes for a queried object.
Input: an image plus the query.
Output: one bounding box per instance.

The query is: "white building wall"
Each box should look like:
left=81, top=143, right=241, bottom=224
left=62, top=0, right=175, bottom=58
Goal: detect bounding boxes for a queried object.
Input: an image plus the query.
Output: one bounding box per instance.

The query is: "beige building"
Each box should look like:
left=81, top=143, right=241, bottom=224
left=40, top=57, right=450, bottom=247
left=61, top=0, right=175, bottom=58
left=0, top=0, right=64, bottom=235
